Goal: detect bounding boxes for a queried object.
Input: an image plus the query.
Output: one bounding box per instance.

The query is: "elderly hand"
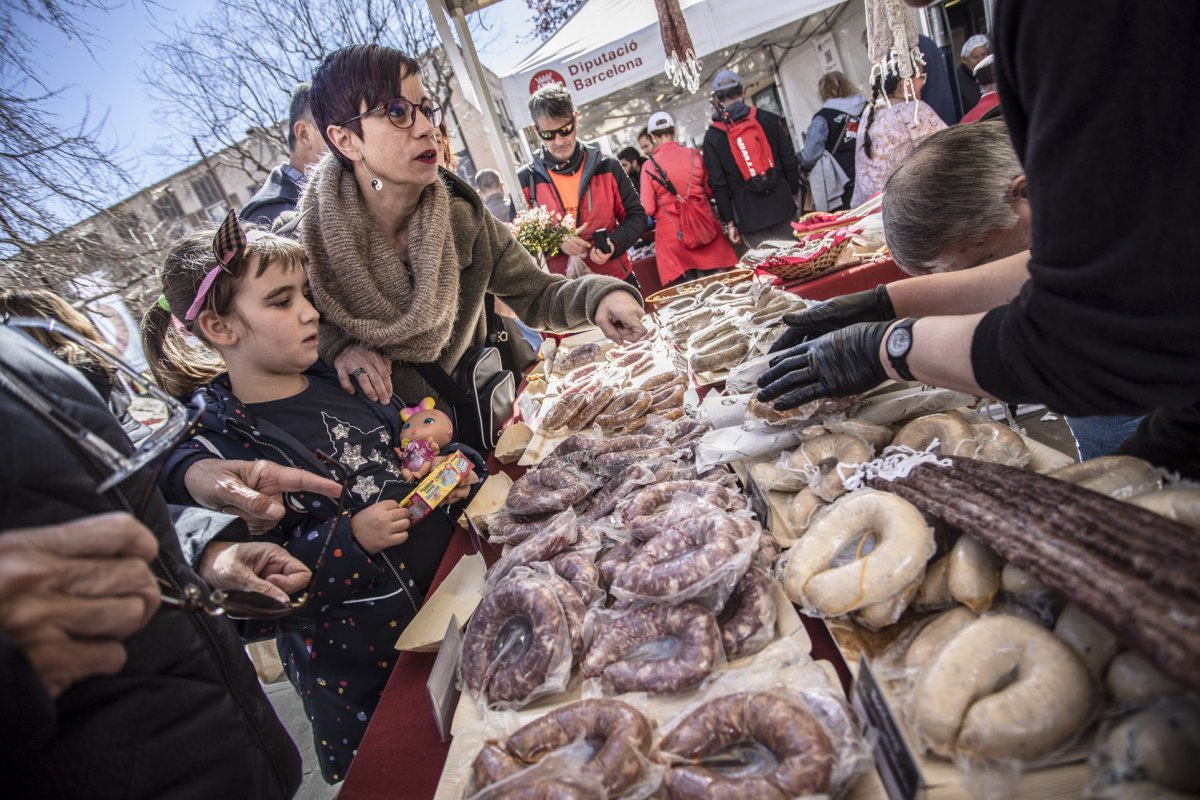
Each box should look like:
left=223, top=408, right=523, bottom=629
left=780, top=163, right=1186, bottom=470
left=183, top=458, right=343, bottom=535
left=334, top=343, right=393, bottom=404
left=757, top=321, right=890, bottom=409
left=561, top=222, right=593, bottom=258
left=594, top=290, right=649, bottom=345
left=769, top=285, right=896, bottom=354
left=0, top=513, right=160, bottom=698
left=197, top=541, right=311, bottom=605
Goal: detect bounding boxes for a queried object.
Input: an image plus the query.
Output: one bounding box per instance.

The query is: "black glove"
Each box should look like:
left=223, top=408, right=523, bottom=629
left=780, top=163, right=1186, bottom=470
left=756, top=321, right=890, bottom=410
left=768, top=285, right=896, bottom=354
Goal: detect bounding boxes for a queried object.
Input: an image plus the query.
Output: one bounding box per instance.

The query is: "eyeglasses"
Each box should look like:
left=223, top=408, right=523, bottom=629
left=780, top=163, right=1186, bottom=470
left=0, top=315, right=351, bottom=621
left=339, top=96, right=443, bottom=130
left=536, top=117, right=576, bottom=141
left=1, top=317, right=196, bottom=492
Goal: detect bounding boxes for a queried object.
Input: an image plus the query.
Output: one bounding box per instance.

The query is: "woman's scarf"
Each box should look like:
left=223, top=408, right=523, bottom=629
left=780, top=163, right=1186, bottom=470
left=299, top=157, right=461, bottom=364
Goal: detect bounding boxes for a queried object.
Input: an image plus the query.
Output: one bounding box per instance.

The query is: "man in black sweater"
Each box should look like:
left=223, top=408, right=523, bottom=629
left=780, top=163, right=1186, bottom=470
left=758, top=1, right=1200, bottom=478
left=702, top=69, right=801, bottom=248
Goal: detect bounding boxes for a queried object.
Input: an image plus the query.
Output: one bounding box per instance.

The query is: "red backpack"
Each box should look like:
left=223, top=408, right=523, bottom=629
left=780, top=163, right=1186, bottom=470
left=711, top=107, right=779, bottom=194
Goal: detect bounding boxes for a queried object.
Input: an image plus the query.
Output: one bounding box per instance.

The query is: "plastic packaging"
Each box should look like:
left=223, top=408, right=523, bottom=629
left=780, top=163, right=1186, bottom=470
left=853, top=384, right=979, bottom=426
left=1049, top=455, right=1163, bottom=500
left=484, top=509, right=579, bottom=589
left=1086, top=697, right=1200, bottom=799
left=503, top=465, right=601, bottom=517
left=718, top=566, right=778, bottom=660
left=784, top=431, right=875, bottom=502
left=460, top=571, right=576, bottom=711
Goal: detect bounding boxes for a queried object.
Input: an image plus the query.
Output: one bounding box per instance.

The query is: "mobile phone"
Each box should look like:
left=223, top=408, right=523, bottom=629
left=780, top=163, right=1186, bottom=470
left=592, top=228, right=612, bottom=254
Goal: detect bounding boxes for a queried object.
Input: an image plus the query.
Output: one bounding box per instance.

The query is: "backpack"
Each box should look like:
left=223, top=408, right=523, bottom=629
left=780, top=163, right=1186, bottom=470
left=645, top=151, right=723, bottom=250
left=712, top=107, right=779, bottom=195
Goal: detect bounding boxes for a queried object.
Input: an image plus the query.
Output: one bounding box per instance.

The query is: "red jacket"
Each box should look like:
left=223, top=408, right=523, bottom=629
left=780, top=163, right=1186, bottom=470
left=639, top=141, right=738, bottom=285
left=518, top=142, right=647, bottom=278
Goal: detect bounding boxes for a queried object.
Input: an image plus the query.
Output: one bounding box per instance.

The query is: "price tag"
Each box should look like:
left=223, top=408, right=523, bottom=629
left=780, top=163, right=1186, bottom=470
left=852, top=657, right=923, bottom=800
left=426, top=614, right=464, bottom=742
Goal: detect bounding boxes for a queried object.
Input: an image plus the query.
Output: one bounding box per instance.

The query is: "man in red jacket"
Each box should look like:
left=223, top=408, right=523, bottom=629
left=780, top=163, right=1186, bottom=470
left=518, top=84, right=647, bottom=280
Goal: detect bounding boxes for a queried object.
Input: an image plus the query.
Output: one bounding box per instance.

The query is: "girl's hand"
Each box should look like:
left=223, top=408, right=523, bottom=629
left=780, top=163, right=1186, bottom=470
left=349, top=500, right=411, bottom=554
left=431, top=455, right=479, bottom=504
left=335, top=344, right=393, bottom=404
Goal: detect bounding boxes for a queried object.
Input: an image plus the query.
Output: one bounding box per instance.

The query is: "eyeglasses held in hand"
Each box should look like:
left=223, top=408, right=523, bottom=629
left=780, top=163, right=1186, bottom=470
left=339, top=96, right=444, bottom=130
left=536, top=117, right=576, bottom=141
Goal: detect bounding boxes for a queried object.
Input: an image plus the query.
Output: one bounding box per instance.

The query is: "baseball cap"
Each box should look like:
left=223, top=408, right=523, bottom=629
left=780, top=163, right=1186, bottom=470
left=712, top=69, right=742, bottom=92
left=647, top=111, right=674, bottom=133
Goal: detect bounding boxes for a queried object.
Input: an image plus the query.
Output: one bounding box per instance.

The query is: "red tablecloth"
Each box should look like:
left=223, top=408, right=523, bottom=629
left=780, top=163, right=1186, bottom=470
left=775, top=257, right=906, bottom=302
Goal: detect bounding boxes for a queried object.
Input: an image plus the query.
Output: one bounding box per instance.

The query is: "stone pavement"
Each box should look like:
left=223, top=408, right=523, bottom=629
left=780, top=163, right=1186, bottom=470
left=263, top=679, right=340, bottom=800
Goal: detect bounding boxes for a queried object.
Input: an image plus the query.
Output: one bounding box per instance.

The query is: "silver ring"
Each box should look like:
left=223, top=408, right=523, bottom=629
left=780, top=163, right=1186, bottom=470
left=351, top=367, right=368, bottom=378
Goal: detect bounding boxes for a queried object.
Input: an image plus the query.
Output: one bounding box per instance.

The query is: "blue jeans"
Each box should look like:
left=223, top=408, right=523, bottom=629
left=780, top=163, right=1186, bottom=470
left=1063, top=414, right=1145, bottom=461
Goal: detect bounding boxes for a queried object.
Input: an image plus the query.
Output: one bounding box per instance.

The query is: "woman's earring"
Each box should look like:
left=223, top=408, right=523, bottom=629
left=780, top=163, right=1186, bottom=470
left=363, top=160, right=383, bottom=192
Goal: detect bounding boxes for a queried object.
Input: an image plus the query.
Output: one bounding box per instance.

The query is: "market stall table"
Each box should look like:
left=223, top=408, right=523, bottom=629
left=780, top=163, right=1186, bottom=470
left=773, top=256, right=907, bottom=302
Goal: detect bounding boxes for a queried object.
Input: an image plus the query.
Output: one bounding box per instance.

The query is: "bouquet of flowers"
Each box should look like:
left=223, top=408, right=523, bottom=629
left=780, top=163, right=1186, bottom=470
left=509, top=206, right=576, bottom=258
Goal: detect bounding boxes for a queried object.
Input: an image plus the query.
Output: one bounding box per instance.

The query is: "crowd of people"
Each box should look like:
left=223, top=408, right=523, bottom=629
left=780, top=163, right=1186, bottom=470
left=4, top=1, right=1198, bottom=796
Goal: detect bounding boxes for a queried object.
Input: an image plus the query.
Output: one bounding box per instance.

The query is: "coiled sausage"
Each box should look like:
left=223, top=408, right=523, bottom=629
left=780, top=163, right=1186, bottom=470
left=582, top=603, right=721, bottom=694
left=719, top=567, right=777, bottom=659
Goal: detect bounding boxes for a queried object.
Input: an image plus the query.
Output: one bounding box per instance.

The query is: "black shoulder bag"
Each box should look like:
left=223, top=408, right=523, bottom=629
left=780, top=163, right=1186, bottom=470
left=415, top=294, right=518, bottom=454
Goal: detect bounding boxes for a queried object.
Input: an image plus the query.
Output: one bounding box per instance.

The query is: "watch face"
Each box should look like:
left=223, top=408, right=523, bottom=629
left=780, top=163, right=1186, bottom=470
left=887, top=326, right=912, bottom=358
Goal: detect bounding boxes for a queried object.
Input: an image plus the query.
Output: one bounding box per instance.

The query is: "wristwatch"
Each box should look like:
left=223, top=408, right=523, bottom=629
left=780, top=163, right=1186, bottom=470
left=885, top=317, right=919, bottom=381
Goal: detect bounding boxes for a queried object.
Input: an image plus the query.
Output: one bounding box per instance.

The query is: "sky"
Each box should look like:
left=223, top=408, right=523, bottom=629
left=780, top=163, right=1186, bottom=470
left=23, top=0, right=539, bottom=197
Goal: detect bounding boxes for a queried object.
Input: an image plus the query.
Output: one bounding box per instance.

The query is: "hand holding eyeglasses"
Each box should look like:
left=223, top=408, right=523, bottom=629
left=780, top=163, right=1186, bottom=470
left=183, top=458, right=344, bottom=535
left=197, top=542, right=312, bottom=605
left=0, top=513, right=160, bottom=698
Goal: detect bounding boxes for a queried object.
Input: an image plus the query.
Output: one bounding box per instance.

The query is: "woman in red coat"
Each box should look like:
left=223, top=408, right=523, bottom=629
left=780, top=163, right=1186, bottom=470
left=639, top=112, right=738, bottom=287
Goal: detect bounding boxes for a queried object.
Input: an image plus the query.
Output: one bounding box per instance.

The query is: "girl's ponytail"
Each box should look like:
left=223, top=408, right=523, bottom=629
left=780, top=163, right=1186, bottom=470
left=140, top=298, right=224, bottom=398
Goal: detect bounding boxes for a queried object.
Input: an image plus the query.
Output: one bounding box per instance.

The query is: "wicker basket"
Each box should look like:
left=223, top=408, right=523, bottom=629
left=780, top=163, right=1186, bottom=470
left=644, top=267, right=755, bottom=308
left=756, top=239, right=851, bottom=282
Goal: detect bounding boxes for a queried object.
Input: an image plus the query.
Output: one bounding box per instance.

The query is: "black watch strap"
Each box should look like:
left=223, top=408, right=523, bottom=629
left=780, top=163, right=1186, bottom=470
left=885, top=317, right=919, bottom=381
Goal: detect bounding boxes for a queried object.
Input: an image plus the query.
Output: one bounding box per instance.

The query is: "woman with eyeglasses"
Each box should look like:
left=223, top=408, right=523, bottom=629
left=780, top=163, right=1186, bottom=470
left=294, top=44, right=647, bottom=407
left=517, top=83, right=648, bottom=281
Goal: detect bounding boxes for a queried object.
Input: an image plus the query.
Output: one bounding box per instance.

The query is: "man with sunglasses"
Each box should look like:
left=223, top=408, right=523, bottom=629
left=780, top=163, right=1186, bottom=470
left=0, top=323, right=346, bottom=798
left=518, top=83, right=647, bottom=281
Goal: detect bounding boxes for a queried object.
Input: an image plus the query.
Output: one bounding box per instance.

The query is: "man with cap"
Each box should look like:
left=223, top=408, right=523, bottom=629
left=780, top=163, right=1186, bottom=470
left=702, top=69, right=802, bottom=248
left=640, top=110, right=738, bottom=287
left=956, top=34, right=989, bottom=118
left=518, top=83, right=647, bottom=280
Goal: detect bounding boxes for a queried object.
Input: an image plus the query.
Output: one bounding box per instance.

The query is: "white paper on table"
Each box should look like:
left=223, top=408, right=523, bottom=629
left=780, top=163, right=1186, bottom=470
left=396, top=553, right=485, bottom=653
left=700, top=390, right=749, bottom=429
left=725, top=351, right=775, bottom=393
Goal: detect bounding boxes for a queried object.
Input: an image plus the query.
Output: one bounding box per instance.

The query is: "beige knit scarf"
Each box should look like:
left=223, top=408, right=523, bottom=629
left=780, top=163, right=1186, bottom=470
left=299, top=157, right=461, bottom=363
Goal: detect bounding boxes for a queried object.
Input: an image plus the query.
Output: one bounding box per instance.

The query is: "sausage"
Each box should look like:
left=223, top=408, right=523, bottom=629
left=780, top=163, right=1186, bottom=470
left=1127, top=488, right=1200, bottom=529
left=540, top=394, right=591, bottom=436
left=904, top=606, right=978, bottom=672
left=853, top=572, right=922, bottom=630
left=462, top=575, right=570, bottom=705
left=579, top=463, right=656, bottom=522
left=825, top=416, right=894, bottom=452
left=912, top=613, right=1093, bottom=760
left=541, top=570, right=588, bottom=659
left=648, top=382, right=687, bottom=413
left=487, top=509, right=552, bottom=545
left=550, top=551, right=605, bottom=606
left=782, top=489, right=936, bottom=616
left=787, top=433, right=874, bottom=502
left=746, top=393, right=860, bottom=426
left=597, top=540, right=640, bottom=590
left=616, top=480, right=748, bottom=526
left=556, top=343, right=602, bottom=374
left=1000, top=562, right=1047, bottom=596
left=891, top=411, right=980, bottom=457
left=754, top=530, right=782, bottom=569
left=582, top=603, right=721, bottom=694
left=784, top=489, right=825, bottom=537
left=914, top=552, right=953, bottom=609
left=971, top=421, right=1030, bottom=468
left=613, top=515, right=743, bottom=600
left=1054, top=603, right=1120, bottom=679
left=546, top=433, right=597, bottom=459
left=719, top=567, right=777, bottom=659
left=641, top=371, right=688, bottom=391
left=947, top=533, right=1002, bottom=613
left=505, top=468, right=592, bottom=517
left=595, top=390, right=653, bottom=433
left=593, top=445, right=676, bottom=475
left=688, top=337, right=748, bottom=374
left=658, top=691, right=835, bottom=800
left=1091, top=699, right=1200, bottom=795
left=1050, top=455, right=1161, bottom=499
left=475, top=700, right=654, bottom=796
left=485, top=510, right=578, bottom=588
left=1105, top=650, right=1183, bottom=706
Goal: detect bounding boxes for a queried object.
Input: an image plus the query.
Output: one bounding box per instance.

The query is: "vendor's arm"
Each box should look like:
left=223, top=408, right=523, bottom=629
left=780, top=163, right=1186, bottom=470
left=797, top=115, right=830, bottom=172
left=479, top=210, right=645, bottom=342
left=888, top=250, right=1030, bottom=316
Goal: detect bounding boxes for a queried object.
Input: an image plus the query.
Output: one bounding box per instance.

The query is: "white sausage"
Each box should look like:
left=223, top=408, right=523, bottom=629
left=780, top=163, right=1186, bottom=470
left=787, top=433, right=874, bottom=502
left=891, top=411, right=980, bottom=457
left=947, top=534, right=1002, bottom=613
left=1127, top=488, right=1200, bottom=529
left=970, top=421, right=1030, bottom=468
left=784, top=489, right=825, bottom=537
left=1049, top=455, right=1160, bottom=499
left=1105, top=650, right=1183, bottom=706
left=1001, top=563, right=1047, bottom=596
left=1092, top=699, right=1200, bottom=794
left=915, top=552, right=954, bottom=610
left=913, top=614, right=1093, bottom=761
left=904, top=607, right=978, bottom=672
left=1054, top=603, right=1119, bottom=680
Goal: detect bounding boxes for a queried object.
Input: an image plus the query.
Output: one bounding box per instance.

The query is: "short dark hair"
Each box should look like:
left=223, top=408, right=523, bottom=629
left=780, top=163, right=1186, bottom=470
left=475, top=168, right=501, bottom=191
left=528, top=84, right=574, bottom=121
left=286, top=83, right=313, bottom=152
left=713, top=84, right=744, bottom=103
left=637, top=127, right=650, bottom=142
left=616, top=147, right=641, bottom=164
left=309, top=44, right=423, bottom=171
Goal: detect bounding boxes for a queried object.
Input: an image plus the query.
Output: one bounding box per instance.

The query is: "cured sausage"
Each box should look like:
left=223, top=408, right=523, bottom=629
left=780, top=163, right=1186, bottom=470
left=596, top=540, right=640, bottom=590
left=616, top=480, right=748, bottom=526
left=782, top=489, right=935, bottom=616
left=579, top=463, right=656, bottom=522
left=539, top=394, right=590, bottom=436
left=1127, top=488, right=1200, bottom=529
left=471, top=700, right=653, bottom=797
left=485, top=510, right=578, bottom=587
left=582, top=603, right=721, bottom=694
left=487, top=509, right=551, bottom=545
left=891, top=411, right=980, bottom=457
left=787, top=433, right=874, bottom=502
left=550, top=551, right=605, bottom=606
left=912, top=614, right=1092, bottom=760
left=462, top=575, right=570, bottom=705
left=595, top=390, right=653, bottom=433
left=613, top=515, right=743, bottom=600
left=658, top=691, right=835, bottom=800
left=567, top=385, right=617, bottom=432
left=719, top=567, right=777, bottom=659
left=641, top=371, right=688, bottom=391
left=556, top=343, right=602, bottom=374
left=1105, top=650, right=1183, bottom=706
left=505, top=468, right=592, bottom=517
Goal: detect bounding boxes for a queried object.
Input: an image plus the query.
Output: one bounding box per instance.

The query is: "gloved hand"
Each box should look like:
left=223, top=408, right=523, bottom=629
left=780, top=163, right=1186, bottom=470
left=768, top=285, right=896, bottom=353
left=757, top=321, right=890, bottom=409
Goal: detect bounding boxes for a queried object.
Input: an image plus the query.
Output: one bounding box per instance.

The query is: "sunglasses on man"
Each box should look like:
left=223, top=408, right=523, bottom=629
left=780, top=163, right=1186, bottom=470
left=339, top=96, right=444, bottom=130
left=1, top=316, right=351, bottom=621
left=536, top=116, right=577, bottom=141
